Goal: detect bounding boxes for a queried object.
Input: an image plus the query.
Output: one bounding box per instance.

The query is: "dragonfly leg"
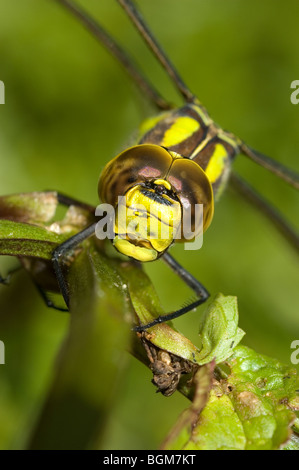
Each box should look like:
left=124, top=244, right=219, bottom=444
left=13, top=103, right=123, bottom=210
left=0, top=264, right=68, bottom=313
left=20, top=191, right=95, bottom=310
left=0, top=265, right=22, bottom=285
left=133, top=252, right=209, bottom=331
left=54, top=0, right=171, bottom=110
left=52, top=223, right=97, bottom=308
left=230, top=172, right=299, bottom=253
left=34, top=282, right=69, bottom=312
left=54, top=191, right=95, bottom=213
left=0, top=260, right=68, bottom=312
left=240, top=142, right=299, bottom=191
left=117, top=0, right=196, bottom=104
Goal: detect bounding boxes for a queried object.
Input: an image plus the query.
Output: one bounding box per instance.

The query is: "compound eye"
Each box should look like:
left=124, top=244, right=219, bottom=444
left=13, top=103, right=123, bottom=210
left=98, top=144, right=173, bottom=206
left=167, top=158, right=214, bottom=238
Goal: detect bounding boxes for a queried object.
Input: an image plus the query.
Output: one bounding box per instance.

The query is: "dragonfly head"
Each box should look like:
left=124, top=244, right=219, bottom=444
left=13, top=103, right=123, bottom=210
left=98, top=144, right=214, bottom=262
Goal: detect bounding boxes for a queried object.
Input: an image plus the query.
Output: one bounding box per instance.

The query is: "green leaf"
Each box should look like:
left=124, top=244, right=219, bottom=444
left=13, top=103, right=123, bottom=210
left=183, top=389, right=247, bottom=450
left=0, top=194, right=94, bottom=260
left=161, top=362, right=215, bottom=449
left=0, top=192, right=58, bottom=224
left=27, top=245, right=132, bottom=449
left=196, top=293, right=245, bottom=365
left=126, top=278, right=244, bottom=368
left=122, top=262, right=204, bottom=364
left=0, top=219, right=67, bottom=259
left=223, top=345, right=299, bottom=450
left=164, top=345, right=299, bottom=450
left=283, top=433, right=299, bottom=450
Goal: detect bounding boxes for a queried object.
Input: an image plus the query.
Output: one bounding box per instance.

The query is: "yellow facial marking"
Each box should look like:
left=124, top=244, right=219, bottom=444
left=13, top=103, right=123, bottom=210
left=113, top=237, right=158, bottom=262
left=153, top=179, right=172, bottom=190
left=205, top=143, right=228, bottom=184
left=113, top=183, right=181, bottom=261
left=161, top=116, right=200, bottom=147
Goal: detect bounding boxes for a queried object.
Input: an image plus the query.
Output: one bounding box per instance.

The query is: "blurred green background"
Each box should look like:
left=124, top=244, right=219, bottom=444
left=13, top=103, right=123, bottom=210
left=0, top=0, right=298, bottom=449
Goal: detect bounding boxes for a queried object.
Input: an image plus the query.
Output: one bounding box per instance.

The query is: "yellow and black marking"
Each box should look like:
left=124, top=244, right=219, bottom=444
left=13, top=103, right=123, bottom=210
left=139, top=103, right=240, bottom=200
left=98, top=96, right=243, bottom=262
left=113, top=179, right=182, bottom=261
left=99, top=142, right=214, bottom=261
left=97, top=95, right=243, bottom=330
left=98, top=101, right=242, bottom=262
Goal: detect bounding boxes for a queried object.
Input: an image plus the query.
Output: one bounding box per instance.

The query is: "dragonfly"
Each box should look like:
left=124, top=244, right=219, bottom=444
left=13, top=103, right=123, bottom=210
left=2, top=0, right=299, bottom=332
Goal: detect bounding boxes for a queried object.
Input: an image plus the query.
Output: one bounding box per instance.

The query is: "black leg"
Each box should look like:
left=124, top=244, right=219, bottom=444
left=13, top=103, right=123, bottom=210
left=0, top=265, right=22, bottom=285
left=52, top=222, right=97, bottom=308
left=34, top=282, right=69, bottom=312
left=0, top=274, right=9, bottom=285
left=0, top=263, right=68, bottom=311
left=0, top=191, right=95, bottom=310
left=240, top=143, right=299, bottom=190
left=53, top=0, right=170, bottom=110
left=20, top=191, right=95, bottom=310
left=55, top=191, right=95, bottom=213
left=133, top=252, right=209, bottom=331
left=230, top=172, right=299, bottom=253
left=117, top=0, right=196, bottom=104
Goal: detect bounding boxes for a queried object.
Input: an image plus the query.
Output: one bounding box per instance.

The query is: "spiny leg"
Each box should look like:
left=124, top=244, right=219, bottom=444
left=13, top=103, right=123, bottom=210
left=34, top=282, right=68, bottom=312
left=230, top=172, right=299, bottom=253
left=0, top=265, right=22, bottom=285
left=117, top=0, right=196, bottom=104
left=38, top=191, right=96, bottom=310
left=55, top=191, right=95, bottom=213
left=0, top=263, right=69, bottom=312
left=53, top=0, right=171, bottom=110
left=0, top=275, right=8, bottom=285
left=240, top=142, right=299, bottom=191
left=0, top=262, right=68, bottom=312
left=133, top=252, right=209, bottom=331
left=52, top=223, right=97, bottom=308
